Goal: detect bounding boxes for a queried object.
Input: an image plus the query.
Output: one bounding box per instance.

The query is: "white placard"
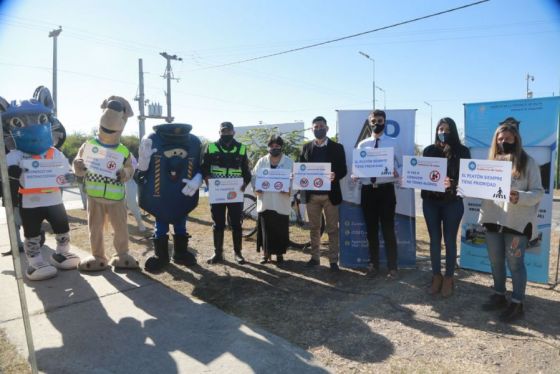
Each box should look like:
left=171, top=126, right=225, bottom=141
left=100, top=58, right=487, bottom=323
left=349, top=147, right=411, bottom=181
left=208, top=178, right=244, bottom=204
left=292, top=162, right=331, bottom=191
left=21, top=159, right=71, bottom=189
left=255, top=168, right=291, bottom=193
left=352, top=147, right=394, bottom=178
left=402, top=156, right=447, bottom=192
left=458, top=159, right=512, bottom=201
left=82, top=143, right=124, bottom=179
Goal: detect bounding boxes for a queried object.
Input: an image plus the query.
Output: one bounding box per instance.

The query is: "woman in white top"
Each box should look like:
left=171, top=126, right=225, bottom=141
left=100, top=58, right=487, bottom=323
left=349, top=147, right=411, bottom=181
left=478, top=121, right=544, bottom=323
left=251, top=135, right=293, bottom=265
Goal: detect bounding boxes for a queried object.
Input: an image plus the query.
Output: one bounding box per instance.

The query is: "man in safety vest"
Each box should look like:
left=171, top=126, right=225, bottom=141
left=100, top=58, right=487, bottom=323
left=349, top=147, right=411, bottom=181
left=201, top=121, right=252, bottom=264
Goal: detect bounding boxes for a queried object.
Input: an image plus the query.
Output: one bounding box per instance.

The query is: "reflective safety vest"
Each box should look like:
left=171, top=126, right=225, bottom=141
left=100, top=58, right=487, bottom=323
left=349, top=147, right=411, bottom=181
left=84, top=139, right=130, bottom=201
left=208, top=142, right=246, bottom=178
left=19, top=147, right=60, bottom=195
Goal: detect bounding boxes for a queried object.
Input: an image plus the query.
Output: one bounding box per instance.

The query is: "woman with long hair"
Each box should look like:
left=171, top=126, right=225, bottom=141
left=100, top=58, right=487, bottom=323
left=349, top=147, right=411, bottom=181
left=422, top=118, right=470, bottom=297
left=479, top=122, right=543, bottom=323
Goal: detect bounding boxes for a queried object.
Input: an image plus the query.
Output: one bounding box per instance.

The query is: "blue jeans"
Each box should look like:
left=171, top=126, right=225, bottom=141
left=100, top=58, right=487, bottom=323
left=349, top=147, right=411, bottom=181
left=485, top=231, right=528, bottom=303
left=422, top=198, right=464, bottom=277
left=155, top=216, right=187, bottom=238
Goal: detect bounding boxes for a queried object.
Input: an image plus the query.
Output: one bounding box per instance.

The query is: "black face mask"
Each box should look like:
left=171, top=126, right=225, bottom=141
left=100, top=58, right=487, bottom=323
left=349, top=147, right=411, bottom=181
left=313, top=128, right=327, bottom=139
left=269, top=148, right=282, bottom=157
left=220, top=134, right=234, bottom=144
left=437, top=133, right=449, bottom=143
left=499, top=142, right=516, bottom=154
left=371, top=123, right=385, bottom=134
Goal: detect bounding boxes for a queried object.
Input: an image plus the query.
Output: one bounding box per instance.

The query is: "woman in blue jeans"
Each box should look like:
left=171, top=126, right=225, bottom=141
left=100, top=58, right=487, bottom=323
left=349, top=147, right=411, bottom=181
left=479, top=121, right=543, bottom=323
left=422, top=118, right=470, bottom=297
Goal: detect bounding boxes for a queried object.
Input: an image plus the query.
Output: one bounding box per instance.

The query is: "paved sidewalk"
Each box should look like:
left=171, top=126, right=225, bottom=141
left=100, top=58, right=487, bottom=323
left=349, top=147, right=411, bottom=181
left=0, top=221, right=328, bottom=373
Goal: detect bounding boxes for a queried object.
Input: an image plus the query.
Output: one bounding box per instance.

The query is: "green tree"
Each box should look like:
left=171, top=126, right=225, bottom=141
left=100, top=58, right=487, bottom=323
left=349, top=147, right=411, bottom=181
left=120, top=135, right=140, bottom=158
left=238, top=127, right=306, bottom=167
left=61, top=132, right=88, bottom=162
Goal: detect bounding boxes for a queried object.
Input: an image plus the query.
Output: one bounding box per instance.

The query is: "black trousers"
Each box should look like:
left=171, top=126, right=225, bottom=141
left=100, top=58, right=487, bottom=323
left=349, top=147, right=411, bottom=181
left=211, top=202, right=243, bottom=232
left=20, top=203, right=70, bottom=238
left=361, top=183, right=398, bottom=270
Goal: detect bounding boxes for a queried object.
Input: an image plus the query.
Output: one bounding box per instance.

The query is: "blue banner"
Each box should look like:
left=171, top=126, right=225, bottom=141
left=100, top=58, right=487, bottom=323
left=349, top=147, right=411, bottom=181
left=461, top=97, right=560, bottom=283
left=337, top=110, right=417, bottom=268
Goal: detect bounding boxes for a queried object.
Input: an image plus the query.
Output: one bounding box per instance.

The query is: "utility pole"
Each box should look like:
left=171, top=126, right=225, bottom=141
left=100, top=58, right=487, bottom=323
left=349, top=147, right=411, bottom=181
left=160, top=52, right=182, bottom=123
left=48, top=26, right=62, bottom=116
left=526, top=73, right=535, bottom=98
left=137, top=59, right=146, bottom=139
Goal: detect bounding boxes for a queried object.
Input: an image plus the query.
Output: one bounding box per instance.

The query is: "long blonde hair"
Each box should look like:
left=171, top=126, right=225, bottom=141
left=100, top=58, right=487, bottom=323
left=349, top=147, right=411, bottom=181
left=488, top=124, right=528, bottom=178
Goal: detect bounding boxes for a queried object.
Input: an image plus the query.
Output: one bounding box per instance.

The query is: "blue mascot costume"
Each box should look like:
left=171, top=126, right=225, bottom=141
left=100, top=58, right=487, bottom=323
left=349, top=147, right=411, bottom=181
left=1, top=86, right=79, bottom=281
left=135, top=123, right=202, bottom=272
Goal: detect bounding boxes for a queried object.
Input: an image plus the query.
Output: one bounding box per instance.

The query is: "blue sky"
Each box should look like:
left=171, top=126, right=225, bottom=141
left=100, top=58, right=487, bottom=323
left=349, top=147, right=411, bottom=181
left=0, top=0, right=559, bottom=146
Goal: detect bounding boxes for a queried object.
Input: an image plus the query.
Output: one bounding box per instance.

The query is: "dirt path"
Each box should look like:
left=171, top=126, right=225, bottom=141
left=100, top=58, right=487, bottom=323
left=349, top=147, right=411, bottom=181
left=51, top=200, right=560, bottom=373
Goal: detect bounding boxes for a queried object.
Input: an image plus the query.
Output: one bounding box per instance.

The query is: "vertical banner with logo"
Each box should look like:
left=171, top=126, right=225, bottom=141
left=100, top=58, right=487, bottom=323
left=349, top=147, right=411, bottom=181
left=337, top=110, right=417, bottom=268
left=461, top=97, right=560, bottom=283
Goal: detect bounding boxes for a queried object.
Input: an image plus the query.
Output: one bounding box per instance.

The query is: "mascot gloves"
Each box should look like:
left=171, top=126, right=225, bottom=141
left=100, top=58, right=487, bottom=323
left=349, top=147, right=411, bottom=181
left=182, top=173, right=203, bottom=197
left=137, top=137, right=157, bottom=171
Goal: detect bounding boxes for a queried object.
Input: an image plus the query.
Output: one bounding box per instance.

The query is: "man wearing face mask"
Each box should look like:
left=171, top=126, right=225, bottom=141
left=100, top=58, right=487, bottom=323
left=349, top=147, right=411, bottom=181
left=355, top=110, right=403, bottom=279
left=201, top=121, right=252, bottom=265
left=299, top=116, right=347, bottom=271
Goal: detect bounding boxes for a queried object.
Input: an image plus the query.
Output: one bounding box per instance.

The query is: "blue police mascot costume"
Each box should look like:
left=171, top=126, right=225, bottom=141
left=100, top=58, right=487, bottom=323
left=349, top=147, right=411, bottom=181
left=136, top=123, right=203, bottom=272
left=1, top=86, right=79, bottom=281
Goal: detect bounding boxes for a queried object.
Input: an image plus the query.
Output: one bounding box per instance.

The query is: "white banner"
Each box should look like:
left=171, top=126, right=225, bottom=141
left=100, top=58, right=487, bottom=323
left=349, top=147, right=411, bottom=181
left=255, top=168, right=290, bottom=193
left=402, top=155, right=447, bottom=192
left=82, top=143, right=124, bottom=179
left=292, top=162, right=331, bottom=191
left=208, top=178, right=244, bottom=204
left=458, top=159, right=511, bottom=201
left=352, top=147, right=394, bottom=178
left=21, top=159, right=71, bottom=188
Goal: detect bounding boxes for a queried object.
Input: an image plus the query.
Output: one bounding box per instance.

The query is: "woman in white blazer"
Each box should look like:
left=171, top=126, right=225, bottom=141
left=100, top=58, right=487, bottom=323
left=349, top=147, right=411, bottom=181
left=479, top=121, right=544, bottom=323
left=251, top=135, right=293, bottom=265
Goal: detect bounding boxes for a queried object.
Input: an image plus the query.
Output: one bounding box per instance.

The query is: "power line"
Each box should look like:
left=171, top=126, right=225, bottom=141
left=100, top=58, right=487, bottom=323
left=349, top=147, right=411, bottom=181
left=190, top=0, right=491, bottom=71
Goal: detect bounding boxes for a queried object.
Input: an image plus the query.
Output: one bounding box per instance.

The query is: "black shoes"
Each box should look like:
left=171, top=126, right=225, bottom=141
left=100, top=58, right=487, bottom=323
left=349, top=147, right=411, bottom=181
left=305, top=258, right=319, bottom=268
left=145, top=235, right=170, bottom=273
left=499, top=302, right=524, bottom=323
left=208, top=230, right=224, bottom=264
left=207, top=253, right=224, bottom=264
left=481, top=293, right=508, bottom=311
left=172, top=234, right=197, bottom=267
left=330, top=262, right=340, bottom=272
left=234, top=251, right=246, bottom=265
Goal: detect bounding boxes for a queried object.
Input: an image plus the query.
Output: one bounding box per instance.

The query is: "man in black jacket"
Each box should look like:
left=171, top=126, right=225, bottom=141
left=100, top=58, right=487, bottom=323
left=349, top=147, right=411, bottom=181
left=201, top=121, right=252, bottom=265
left=299, top=116, right=347, bottom=271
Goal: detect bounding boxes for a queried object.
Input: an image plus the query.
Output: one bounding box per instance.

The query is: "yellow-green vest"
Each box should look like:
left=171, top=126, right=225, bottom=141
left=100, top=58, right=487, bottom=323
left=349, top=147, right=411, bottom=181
left=84, top=139, right=130, bottom=201
left=208, top=142, right=246, bottom=178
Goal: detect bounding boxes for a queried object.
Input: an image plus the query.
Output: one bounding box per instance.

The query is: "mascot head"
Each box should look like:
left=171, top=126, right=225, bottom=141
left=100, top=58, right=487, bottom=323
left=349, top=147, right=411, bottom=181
left=153, top=123, right=192, bottom=182
left=0, top=86, right=66, bottom=154
left=98, top=96, right=133, bottom=145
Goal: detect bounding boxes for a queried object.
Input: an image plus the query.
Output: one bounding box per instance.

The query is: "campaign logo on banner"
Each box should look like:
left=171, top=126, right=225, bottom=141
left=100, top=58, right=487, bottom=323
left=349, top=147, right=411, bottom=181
left=338, top=109, right=417, bottom=268
left=461, top=97, right=560, bottom=283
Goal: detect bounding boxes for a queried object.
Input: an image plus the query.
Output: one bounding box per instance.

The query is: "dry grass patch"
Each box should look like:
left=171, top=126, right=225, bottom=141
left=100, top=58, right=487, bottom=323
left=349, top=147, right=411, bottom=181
left=0, top=329, right=31, bottom=374
left=54, top=198, right=560, bottom=373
